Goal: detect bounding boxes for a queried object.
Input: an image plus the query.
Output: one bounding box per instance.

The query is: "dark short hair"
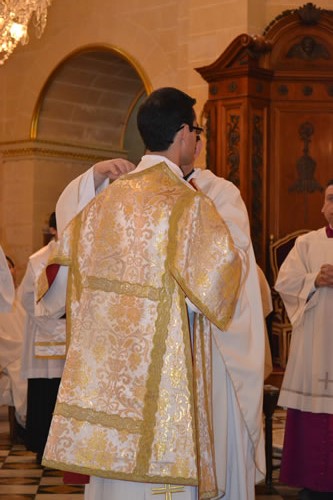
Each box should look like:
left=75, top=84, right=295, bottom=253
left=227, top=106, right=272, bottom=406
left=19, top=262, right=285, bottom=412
left=137, top=87, right=196, bottom=151
left=49, top=212, right=57, bottom=230
left=326, top=179, right=333, bottom=187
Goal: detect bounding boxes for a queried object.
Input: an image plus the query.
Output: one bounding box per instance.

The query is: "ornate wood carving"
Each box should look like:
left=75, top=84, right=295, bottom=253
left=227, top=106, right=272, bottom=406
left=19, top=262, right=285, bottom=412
left=263, top=3, right=327, bottom=35
left=226, top=115, right=240, bottom=187
left=251, top=114, right=264, bottom=261
left=196, top=2, right=333, bottom=271
left=289, top=122, right=323, bottom=193
left=286, top=35, right=330, bottom=60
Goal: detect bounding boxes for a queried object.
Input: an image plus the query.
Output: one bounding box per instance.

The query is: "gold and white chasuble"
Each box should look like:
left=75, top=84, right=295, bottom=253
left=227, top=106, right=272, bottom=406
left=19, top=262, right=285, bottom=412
left=41, top=163, right=241, bottom=499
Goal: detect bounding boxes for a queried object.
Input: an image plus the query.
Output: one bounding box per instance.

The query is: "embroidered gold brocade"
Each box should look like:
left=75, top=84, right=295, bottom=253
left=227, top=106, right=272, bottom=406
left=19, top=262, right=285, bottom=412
left=37, top=270, right=50, bottom=302
left=42, top=163, right=241, bottom=499
left=193, top=314, right=218, bottom=498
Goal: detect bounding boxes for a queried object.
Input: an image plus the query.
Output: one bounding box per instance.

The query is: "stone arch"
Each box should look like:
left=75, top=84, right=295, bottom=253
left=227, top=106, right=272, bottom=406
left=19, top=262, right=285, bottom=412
left=31, top=45, right=152, bottom=162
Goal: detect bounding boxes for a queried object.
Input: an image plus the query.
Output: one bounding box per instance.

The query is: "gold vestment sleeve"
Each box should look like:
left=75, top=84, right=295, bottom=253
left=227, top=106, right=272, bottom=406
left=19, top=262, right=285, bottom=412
left=169, top=192, right=241, bottom=331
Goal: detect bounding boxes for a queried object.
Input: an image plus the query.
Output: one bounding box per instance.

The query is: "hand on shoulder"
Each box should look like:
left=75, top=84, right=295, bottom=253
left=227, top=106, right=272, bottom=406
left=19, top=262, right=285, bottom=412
left=93, top=159, right=136, bottom=188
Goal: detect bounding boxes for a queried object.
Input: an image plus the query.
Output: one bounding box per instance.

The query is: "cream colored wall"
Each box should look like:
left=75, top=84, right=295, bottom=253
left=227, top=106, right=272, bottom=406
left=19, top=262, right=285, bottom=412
left=0, top=0, right=332, bottom=279
left=0, top=152, right=93, bottom=278
left=1, top=159, right=34, bottom=273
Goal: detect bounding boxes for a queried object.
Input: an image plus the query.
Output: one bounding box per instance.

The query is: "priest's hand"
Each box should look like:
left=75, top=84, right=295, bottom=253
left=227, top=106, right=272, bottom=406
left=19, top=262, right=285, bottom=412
left=314, top=263, right=333, bottom=288
left=93, top=159, right=136, bottom=189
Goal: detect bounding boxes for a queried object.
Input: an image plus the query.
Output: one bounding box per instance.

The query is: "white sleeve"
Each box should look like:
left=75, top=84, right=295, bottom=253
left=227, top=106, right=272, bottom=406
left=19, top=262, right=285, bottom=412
left=193, top=170, right=251, bottom=284
left=45, top=166, right=108, bottom=317
left=56, top=166, right=109, bottom=236
left=0, top=245, right=15, bottom=312
left=17, top=262, right=35, bottom=316
left=35, top=266, right=68, bottom=318
left=275, top=236, right=318, bottom=326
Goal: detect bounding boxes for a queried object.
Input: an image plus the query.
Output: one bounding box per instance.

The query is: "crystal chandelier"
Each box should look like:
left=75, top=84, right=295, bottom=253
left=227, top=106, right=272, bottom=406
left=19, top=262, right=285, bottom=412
left=0, top=0, right=52, bottom=65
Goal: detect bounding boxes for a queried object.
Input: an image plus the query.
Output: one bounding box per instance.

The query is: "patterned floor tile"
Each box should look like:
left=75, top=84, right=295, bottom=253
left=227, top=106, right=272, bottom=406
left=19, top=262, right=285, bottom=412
left=0, top=496, right=35, bottom=499
left=37, top=485, right=85, bottom=494
left=39, top=477, right=64, bottom=486
left=0, top=404, right=304, bottom=499
left=35, top=496, right=85, bottom=500
left=0, top=485, right=38, bottom=494
left=0, top=477, right=40, bottom=485
left=0, top=471, right=43, bottom=478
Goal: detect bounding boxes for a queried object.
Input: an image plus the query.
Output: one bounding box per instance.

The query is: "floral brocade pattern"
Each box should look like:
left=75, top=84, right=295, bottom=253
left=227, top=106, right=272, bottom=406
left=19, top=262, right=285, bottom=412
left=148, top=287, right=197, bottom=480
left=42, top=163, right=241, bottom=496
left=59, top=289, right=157, bottom=417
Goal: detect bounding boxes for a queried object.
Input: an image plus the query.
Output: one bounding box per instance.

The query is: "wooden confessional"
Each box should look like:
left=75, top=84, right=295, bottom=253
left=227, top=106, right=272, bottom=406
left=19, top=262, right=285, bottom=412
left=196, top=2, right=333, bottom=274
left=196, top=3, right=333, bottom=368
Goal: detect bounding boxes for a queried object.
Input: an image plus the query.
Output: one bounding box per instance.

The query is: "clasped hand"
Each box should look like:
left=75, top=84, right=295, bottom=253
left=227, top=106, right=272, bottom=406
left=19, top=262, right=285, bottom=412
left=315, top=264, right=333, bottom=288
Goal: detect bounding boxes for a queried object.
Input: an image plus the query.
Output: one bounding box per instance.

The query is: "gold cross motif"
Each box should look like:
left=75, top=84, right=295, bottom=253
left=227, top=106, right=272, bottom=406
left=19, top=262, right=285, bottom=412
left=151, top=484, right=185, bottom=499
left=318, top=371, right=333, bottom=390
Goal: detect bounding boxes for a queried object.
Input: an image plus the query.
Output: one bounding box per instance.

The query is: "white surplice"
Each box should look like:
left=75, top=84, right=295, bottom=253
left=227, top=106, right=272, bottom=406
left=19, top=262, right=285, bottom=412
left=0, top=293, right=27, bottom=426
left=275, top=228, right=333, bottom=414
left=19, top=243, right=65, bottom=381
left=0, top=245, right=15, bottom=312
left=52, top=160, right=265, bottom=500
left=191, top=169, right=266, bottom=494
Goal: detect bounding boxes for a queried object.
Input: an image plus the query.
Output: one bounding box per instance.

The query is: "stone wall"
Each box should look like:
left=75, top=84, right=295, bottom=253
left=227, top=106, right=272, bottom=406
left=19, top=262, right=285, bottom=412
left=0, top=0, right=332, bottom=280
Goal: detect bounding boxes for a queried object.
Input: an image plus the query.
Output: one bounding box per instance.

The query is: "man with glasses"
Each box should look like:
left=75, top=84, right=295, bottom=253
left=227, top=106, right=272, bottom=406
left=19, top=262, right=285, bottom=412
left=40, top=87, right=243, bottom=500
left=182, top=137, right=267, bottom=499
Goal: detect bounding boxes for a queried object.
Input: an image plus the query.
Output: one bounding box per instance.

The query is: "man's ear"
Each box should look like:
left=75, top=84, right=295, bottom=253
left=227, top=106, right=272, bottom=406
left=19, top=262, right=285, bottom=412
left=175, top=124, right=187, bottom=144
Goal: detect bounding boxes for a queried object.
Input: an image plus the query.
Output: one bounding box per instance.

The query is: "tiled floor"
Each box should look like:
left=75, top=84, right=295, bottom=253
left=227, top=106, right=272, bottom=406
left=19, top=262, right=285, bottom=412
left=0, top=406, right=84, bottom=499
left=0, top=405, right=302, bottom=499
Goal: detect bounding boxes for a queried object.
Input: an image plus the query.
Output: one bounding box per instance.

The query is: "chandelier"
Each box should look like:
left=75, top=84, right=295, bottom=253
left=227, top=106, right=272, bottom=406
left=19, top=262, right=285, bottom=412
left=0, top=0, right=52, bottom=65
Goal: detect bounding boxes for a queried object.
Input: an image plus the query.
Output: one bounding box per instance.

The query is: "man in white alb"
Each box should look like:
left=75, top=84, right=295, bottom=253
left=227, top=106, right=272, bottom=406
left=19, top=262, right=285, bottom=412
left=41, top=88, right=266, bottom=500
left=41, top=87, right=243, bottom=500
left=276, top=179, right=333, bottom=499
left=0, top=255, right=27, bottom=429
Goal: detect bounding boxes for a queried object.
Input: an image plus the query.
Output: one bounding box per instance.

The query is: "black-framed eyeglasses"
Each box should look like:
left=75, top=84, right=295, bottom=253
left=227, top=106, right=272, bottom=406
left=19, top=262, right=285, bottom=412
left=176, top=123, right=204, bottom=141
left=189, top=124, right=204, bottom=136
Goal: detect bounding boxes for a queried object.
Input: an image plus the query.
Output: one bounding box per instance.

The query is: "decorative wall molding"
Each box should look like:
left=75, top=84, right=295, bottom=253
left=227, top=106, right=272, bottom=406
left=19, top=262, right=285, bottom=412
left=0, top=139, right=126, bottom=162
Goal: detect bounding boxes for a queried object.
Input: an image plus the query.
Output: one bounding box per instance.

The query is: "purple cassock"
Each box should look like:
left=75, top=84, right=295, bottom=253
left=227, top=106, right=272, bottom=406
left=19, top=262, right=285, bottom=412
left=280, top=409, right=333, bottom=492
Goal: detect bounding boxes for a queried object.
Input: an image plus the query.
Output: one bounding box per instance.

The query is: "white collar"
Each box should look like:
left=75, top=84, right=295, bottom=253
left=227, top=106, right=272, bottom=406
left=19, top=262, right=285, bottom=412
left=134, top=155, right=184, bottom=178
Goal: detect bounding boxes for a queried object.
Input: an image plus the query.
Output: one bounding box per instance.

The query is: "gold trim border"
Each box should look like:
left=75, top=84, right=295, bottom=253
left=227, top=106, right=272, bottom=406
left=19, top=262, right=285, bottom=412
left=42, top=457, right=198, bottom=487
left=0, top=139, right=128, bottom=162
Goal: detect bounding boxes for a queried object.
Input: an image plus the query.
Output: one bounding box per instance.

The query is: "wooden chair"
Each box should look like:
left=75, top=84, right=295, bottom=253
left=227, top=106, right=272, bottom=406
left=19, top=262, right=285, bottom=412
left=269, top=229, right=310, bottom=369
left=263, top=385, right=280, bottom=487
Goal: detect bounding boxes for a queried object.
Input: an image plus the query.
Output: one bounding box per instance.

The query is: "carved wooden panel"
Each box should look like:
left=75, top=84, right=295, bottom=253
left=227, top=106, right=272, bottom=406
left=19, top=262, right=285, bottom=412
left=269, top=104, right=333, bottom=238
left=196, top=3, right=333, bottom=271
